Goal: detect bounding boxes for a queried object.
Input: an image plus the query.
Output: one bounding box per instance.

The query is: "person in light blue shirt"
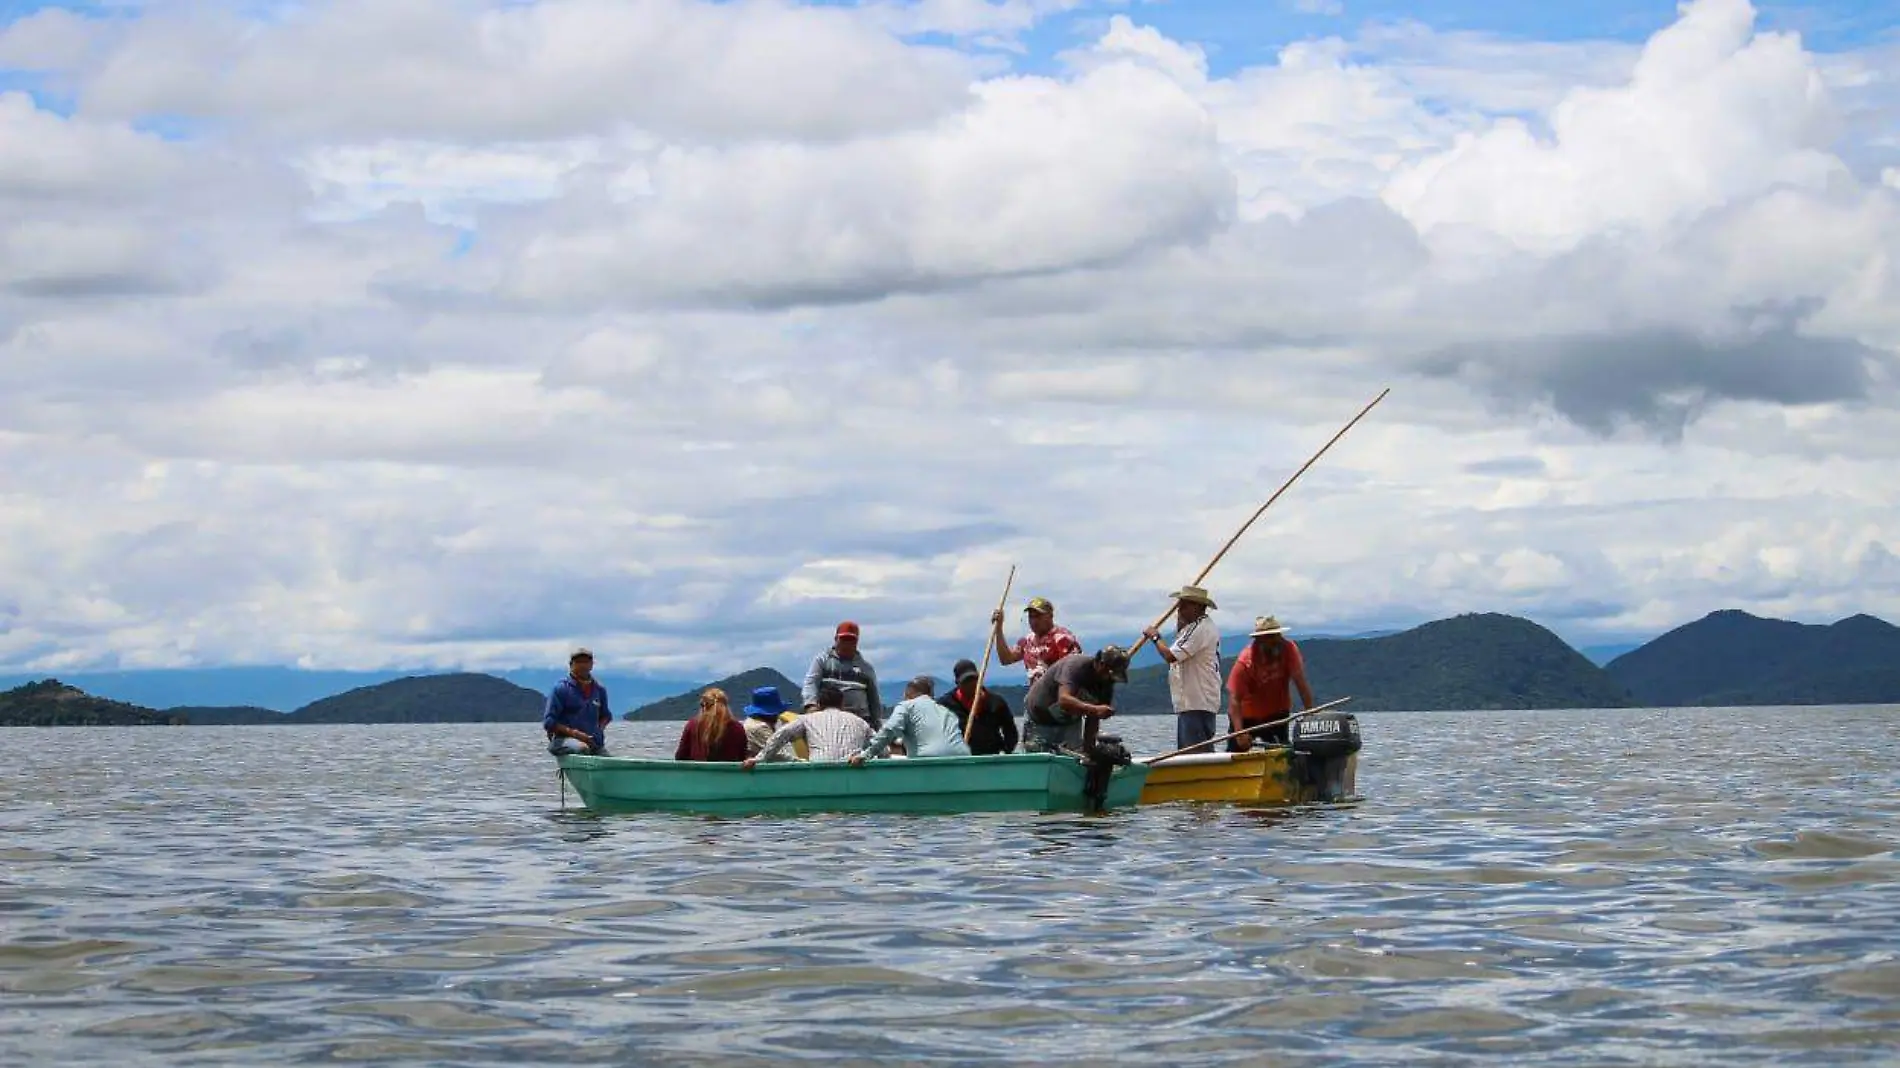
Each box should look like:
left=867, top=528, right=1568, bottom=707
left=850, top=676, right=972, bottom=765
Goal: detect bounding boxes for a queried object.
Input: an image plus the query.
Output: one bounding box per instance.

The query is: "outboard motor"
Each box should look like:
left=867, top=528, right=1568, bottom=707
left=1290, top=712, right=1361, bottom=802
left=1081, top=733, right=1133, bottom=812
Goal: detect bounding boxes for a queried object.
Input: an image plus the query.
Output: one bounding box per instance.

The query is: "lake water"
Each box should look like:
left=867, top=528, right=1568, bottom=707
left=3, top=707, right=1897, bottom=1066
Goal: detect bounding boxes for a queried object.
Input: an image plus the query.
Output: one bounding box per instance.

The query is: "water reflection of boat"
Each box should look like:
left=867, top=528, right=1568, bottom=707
left=556, top=752, right=1149, bottom=816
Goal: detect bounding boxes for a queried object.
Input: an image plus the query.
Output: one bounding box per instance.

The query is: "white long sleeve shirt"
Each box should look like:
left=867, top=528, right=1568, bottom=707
left=1167, top=616, right=1223, bottom=714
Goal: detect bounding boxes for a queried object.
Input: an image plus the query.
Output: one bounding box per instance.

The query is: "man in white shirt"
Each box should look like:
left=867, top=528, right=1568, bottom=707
left=1143, top=584, right=1223, bottom=751
left=742, top=683, right=874, bottom=767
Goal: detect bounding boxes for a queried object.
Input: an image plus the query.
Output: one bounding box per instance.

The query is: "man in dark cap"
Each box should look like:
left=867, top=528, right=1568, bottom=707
left=1021, top=646, right=1129, bottom=754
left=543, top=646, right=611, bottom=756
left=937, top=658, right=1018, bottom=755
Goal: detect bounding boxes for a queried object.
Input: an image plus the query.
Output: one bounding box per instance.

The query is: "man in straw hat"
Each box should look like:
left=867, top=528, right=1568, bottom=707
left=1226, top=615, right=1314, bottom=750
left=990, top=595, right=1081, bottom=688
left=1143, top=584, right=1224, bottom=751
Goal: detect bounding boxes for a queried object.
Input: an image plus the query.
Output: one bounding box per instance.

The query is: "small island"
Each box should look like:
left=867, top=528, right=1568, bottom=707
left=0, top=680, right=186, bottom=727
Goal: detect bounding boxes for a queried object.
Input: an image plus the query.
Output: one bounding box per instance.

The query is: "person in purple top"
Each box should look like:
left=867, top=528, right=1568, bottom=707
left=544, top=647, right=611, bottom=756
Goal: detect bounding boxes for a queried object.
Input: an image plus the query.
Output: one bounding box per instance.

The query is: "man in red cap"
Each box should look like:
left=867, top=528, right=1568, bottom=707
left=801, top=620, right=884, bottom=728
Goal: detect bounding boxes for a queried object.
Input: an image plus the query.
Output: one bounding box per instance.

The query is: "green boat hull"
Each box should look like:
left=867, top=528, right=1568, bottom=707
left=556, top=753, right=1150, bottom=816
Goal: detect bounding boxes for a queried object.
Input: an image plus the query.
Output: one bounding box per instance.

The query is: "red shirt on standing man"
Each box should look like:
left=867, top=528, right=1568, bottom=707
left=1227, top=615, right=1314, bottom=749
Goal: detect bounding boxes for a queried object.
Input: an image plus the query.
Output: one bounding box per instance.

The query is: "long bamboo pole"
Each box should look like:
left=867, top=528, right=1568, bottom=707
left=1139, top=696, right=1353, bottom=765
left=1083, top=388, right=1390, bottom=753
left=1134, top=387, right=1390, bottom=653
left=964, top=565, right=1017, bottom=744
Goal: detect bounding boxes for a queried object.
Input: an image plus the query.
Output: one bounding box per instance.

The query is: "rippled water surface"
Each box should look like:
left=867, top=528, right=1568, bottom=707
left=4, top=707, right=1898, bottom=1066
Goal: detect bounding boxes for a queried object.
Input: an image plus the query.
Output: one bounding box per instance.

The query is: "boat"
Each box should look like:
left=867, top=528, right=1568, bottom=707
left=556, top=752, right=1151, bottom=816
left=1138, top=710, right=1364, bottom=806
left=1138, top=745, right=1359, bottom=806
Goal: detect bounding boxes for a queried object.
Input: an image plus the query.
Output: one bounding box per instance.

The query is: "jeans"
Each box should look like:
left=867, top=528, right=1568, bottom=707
left=1175, top=710, right=1217, bottom=750
left=548, top=736, right=606, bottom=756
left=1023, top=718, right=1083, bottom=754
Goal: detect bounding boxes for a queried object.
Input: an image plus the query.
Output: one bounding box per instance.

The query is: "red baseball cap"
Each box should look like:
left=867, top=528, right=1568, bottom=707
left=835, top=621, right=861, bottom=639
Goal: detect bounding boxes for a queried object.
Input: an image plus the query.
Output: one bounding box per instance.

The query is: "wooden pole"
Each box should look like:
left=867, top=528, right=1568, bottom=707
left=1084, top=388, right=1389, bottom=753
left=964, top=565, right=1017, bottom=744
left=1133, top=387, right=1390, bottom=653
left=1140, top=696, right=1354, bottom=765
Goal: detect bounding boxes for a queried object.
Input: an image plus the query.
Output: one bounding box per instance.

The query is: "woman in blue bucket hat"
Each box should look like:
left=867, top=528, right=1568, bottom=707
left=741, top=686, right=791, bottom=759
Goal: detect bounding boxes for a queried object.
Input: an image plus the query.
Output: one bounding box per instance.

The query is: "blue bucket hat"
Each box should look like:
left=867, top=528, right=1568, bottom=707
left=743, top=686, right=787, bottom=719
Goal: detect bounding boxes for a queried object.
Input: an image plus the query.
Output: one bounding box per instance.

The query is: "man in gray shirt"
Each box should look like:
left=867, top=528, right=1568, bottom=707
left=1022, top=647, right=1130, bottom=754
left=801, top=620, right=883, bottom=727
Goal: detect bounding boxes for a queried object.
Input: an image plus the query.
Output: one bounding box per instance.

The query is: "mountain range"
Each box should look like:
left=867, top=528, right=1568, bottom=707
left=3, top=608, right=1896, bottom=727
left=613, top=609, right=1899, bottom=719
left=973, top=612, right=1631, bottom=715
left=0, top=666, right=693, bottom=714
left=1605, top=610, right=1900, bottom=707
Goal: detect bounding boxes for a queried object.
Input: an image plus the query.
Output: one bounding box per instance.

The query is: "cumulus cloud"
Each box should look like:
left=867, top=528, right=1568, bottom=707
left=475, top=60, right=1233, bottom=308
left=0, top=0, right=1897, bottom=680
left=0, top=91, right=185, bottom=198
left=19, top=0, right=977, bottom=143
left=1384, top=0, right=1843, bottom=254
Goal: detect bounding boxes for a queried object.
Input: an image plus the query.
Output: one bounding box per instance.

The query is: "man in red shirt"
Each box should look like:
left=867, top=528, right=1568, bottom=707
left=1226, top=615, right=1315, bottom=751
left=990, top=596, right=1081, bottom=687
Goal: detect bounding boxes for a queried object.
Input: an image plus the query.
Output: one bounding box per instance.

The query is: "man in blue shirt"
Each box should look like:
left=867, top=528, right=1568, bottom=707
left=544, top=647, right=611, bottom=755
left=850, top=676, right=972, bottom=764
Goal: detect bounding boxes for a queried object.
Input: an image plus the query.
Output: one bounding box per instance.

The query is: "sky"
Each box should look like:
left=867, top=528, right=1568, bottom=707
left=1, top=0, right=1897, bottom=684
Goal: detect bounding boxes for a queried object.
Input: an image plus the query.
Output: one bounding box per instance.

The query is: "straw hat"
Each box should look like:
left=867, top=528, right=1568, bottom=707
left=1169, top=584, right=1218, bottom=609
left=1250, top=615, right=1288, bottom=637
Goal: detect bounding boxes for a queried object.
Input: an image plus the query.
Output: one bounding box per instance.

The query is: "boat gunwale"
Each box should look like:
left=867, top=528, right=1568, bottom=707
left=558, top=751, right=1094, bottom=773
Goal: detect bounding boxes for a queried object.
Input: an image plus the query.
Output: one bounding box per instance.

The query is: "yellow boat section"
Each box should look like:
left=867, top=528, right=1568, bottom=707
left=1138, top=747, right=1359, bottom=806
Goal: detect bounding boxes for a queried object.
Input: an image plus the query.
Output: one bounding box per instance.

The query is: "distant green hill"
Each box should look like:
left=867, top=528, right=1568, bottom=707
left=630, top=668, right=804, bottom=722
left=171, top=705, right=285, bottom=725
left=1295, top=613, right=1633, bottom=711
left=280, top=673, right=545, bottom=724
left=0, top=680, right=184, bottom=726
left=1607, top=610, right=1900, bottom=706
left=171, top=673, right=545, bottom=725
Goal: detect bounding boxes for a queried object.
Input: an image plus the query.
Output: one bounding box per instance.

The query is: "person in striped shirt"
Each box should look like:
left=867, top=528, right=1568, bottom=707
left=742, top=682, right=874, bottom=768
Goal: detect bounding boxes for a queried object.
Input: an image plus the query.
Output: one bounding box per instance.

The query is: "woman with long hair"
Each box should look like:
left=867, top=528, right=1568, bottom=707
left=674, top=687, right=747, bottom=762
